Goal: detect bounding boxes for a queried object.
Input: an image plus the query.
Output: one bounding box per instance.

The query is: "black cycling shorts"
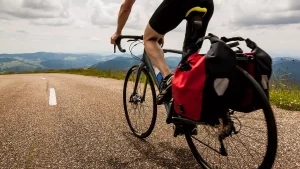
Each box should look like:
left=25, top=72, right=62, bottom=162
left=149, top=0, right=214, bottom=36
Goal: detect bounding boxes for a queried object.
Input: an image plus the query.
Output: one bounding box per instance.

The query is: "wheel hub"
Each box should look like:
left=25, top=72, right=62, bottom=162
left=129, top=93, right=142, bottom=106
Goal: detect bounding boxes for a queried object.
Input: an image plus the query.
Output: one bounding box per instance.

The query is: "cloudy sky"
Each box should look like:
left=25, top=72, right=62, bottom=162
left=0, top=0, right=299, bottom=57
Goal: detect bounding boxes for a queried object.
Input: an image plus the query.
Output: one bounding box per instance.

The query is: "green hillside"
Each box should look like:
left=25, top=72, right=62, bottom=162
left=92, top=56, right=182, bottom=70
left=0, top=59, right=44, bottom=72
left=0, top=52, right=103, bottom=72
left=273, top=59, right=300, bottom=82
left=92, top=56, right=300, bottom=83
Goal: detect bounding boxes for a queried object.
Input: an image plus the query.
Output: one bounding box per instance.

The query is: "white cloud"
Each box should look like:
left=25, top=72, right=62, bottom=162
left=16, top=30, right=27, bottom=34
left=87, top=0, right=119, bottom=27
left=289, top=0, right=300, bottom=11
left=31, top=18, right=74, bottom=26
left=0, top=37, right=19, bottom=41
left=0, top=0, right=80, bottom=27
left=22, top=0, right=67, bottom=11
left=87, top=0, right=161, bottom=30
left=228, top=0, right=300, bottom=26
left=90, top=37, right=101, bottom=41
left=0, top=0, right=299, bottom=56
left=0, top=0, right=66, bottom=19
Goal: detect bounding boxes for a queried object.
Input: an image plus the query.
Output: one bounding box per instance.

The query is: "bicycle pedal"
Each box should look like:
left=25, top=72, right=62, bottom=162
left=173, top=125, right=184, bottom=137
left=190, top=128, right=198, bottom=135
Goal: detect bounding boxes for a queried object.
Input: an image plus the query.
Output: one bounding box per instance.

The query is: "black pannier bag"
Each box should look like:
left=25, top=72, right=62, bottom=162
left=221, top=36, right=273, bottom=113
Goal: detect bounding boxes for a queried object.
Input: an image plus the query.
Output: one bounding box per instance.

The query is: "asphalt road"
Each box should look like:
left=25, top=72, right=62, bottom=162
left=0, top=74, right=299, bottom=169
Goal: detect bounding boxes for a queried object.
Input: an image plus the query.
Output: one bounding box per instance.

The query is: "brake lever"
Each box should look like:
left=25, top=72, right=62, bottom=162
left=115, top=38, right=126, bottom=53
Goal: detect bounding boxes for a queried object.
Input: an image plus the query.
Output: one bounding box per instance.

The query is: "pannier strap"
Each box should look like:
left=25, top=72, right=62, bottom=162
left=221, top=36, right=245, bottom=43
left=221, top=36, right=258, bottom=50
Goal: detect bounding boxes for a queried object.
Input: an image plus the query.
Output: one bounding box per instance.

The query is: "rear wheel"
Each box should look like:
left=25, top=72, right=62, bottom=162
left=184, top=66, right=278, bottom=169
left=123, top=65, right=157, bottom=138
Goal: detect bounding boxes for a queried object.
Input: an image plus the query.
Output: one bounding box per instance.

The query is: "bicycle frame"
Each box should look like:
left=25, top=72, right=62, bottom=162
left=129, top=47, right=262, bottom=127
left=131, top=47, right=216, bottom=126
left=131, top=48, right=184, bottom=118
left=114, top=33, right=278, bottom=169
left=114, top=35, right=218, bottom=126
left=114, top=34, right=259, bottom=127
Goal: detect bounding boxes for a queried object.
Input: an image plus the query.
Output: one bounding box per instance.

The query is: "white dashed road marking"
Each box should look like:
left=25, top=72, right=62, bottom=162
left=49, top=88, right=57, bottom=106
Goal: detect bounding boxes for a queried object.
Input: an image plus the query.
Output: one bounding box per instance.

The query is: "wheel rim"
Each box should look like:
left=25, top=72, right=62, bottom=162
left=123, top=66, right=157, bottom=138
left=186, top=109, right=275, bottom=169
left=185, top=68, right=277, bottom=169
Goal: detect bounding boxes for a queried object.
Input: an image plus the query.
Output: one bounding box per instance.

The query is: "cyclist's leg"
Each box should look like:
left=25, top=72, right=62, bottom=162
left=143, top=25, right=171, bottom=79
left=144, top=0, right=214, bottom=105
left=144, top=0, right=187, bottom=105
left=144, top=25, right=174, bottom=105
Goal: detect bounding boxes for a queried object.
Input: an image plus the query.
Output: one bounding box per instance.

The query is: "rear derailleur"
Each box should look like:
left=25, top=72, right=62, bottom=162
left=218, top=112, right=239, bottom=156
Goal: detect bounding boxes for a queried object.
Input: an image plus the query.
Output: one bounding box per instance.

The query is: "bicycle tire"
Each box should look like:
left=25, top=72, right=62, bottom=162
left=184, top=66, right=278, bottom=169
left=123, top=65, right=157, bottom=138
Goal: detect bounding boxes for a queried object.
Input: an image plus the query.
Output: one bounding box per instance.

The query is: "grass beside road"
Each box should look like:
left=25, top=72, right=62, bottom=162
left=1, top=68, right=299, bottom=111
left=270, top=76, right=300, bottom=111
left=0, top=68, right=127, bottom=80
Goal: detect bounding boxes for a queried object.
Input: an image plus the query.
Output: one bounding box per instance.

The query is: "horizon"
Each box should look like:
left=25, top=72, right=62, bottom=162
left=0, top=51, right=299, bottom=59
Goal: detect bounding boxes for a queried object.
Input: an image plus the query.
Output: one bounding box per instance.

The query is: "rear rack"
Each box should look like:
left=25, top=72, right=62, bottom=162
left=236, top=53, right=254, bottom=61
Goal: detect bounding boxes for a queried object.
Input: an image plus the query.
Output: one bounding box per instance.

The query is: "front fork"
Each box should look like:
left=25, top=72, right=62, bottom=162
left=131, top=62, right=148, bottom=104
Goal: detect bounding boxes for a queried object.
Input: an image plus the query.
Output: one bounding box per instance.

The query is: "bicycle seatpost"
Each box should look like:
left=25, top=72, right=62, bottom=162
left=182, top=14, right=203, bottom=54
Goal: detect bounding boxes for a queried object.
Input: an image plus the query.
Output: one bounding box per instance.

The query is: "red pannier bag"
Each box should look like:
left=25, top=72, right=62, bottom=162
left=172, top=34, right=236, bottom=122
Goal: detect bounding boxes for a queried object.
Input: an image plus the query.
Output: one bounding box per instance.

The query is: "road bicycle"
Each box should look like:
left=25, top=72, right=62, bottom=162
left=113, top=33, right=277, bottom=169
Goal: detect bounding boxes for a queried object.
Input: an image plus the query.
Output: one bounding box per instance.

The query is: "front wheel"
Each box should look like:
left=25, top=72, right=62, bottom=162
left=184, top=66, right=278, bottom=169
left=123, top=65, right=157, bottom=138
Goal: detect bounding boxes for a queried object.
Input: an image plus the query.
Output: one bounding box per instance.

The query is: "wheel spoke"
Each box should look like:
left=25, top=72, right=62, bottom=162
left=184, top=67, right=277, bottom=169
left=123, top=66, right=157, bottom=138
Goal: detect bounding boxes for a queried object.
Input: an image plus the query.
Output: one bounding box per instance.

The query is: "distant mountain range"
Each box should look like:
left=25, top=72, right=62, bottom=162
left=91, top=55, right=300, bottom=83
left=0, top=52, right=299, bottom=82
left=0, top=52, right=130, bottom=72
left=272, top=57, right=300, bottom=82
left=90, top=55, right=181, bottom=70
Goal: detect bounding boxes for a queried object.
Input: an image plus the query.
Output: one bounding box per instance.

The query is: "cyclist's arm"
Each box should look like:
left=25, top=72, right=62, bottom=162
left=115, top=0, right=136, bottom=34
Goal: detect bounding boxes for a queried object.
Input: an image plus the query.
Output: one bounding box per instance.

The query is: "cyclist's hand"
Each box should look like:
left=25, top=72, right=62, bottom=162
left=158, top=36, right=164, bottom=47
left=111, top=32, right=121, bottom=45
